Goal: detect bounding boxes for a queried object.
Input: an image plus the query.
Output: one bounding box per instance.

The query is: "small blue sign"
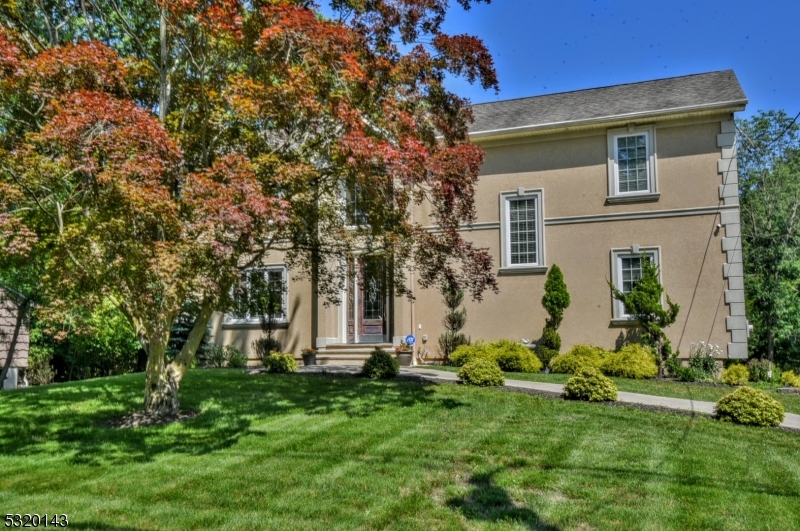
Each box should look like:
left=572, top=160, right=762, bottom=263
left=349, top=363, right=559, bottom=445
left=404, top=334, right=416, bottom=346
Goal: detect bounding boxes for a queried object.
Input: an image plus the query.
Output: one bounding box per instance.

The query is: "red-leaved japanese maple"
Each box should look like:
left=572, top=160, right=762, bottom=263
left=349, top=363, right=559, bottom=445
left=1, top=1, right=499, bottom=415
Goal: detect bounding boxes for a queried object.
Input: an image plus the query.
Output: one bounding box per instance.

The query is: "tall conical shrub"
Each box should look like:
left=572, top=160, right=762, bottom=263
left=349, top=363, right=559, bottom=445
left=540, top=264, right=570, bottom=352
left=439, top=284, right=469, bottom=362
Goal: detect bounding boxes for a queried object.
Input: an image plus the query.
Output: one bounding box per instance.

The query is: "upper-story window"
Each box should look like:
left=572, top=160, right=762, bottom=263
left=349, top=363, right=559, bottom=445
left=345, top=181, right=368, bottom=226
left=226, top=265, right=288, bottom=324
left=607, top=125, right=658, bottom=203
left=499, top=188, right=546, bottom=274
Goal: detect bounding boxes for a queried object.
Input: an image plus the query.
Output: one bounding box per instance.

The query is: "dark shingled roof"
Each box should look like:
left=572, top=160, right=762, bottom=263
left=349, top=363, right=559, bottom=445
left=469, top=70, right=747, bottom=135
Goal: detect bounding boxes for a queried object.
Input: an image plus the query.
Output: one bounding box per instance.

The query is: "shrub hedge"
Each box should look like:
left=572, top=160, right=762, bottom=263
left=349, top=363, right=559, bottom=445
left=362, top=348, right=399, bottom=379
left=781, top=370, right=800, bottom=387
left=450, top=341, right=542, bottom=373
left=600, top=344, right=658, bottom=379
left=550, top=344, right=608, bottom=374
left=715, top=387, right=785, bottom=427
left=721, top=364, right=749, bottom=385
left=563, top=367, right=618, bottom=402
left=264, top=353, right=297, bottom=373
left=457, top=357, right=505, bottom=387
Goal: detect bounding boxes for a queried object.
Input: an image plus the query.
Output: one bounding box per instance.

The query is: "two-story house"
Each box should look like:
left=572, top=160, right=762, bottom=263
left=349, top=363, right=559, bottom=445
left=209, top=70, right=748, bottom=365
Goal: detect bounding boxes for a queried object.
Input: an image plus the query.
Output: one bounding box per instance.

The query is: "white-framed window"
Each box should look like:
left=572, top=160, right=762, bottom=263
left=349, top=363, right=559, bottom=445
left=607, top=125, right=658, bottom=202
left=499, top=188, right=546, bottom=273
left=610, top=246, right=661, bottom=320
left=226, top=265, right=288, bottom=324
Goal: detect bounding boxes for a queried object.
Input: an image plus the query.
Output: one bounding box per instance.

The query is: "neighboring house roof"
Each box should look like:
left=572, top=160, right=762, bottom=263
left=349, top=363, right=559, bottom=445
left=469, top=70, right=748, bottom=139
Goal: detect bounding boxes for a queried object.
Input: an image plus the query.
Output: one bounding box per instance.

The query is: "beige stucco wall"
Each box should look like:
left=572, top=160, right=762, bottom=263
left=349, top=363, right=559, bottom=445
left=211, top=113, right=740, bottom=360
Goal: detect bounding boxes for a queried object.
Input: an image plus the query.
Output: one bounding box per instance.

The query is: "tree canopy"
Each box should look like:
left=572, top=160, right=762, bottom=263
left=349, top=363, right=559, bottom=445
left=0, top=1, right=499, bottom=414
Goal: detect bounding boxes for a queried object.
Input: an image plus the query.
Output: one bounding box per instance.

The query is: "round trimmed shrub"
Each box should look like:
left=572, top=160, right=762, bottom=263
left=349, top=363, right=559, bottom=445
left=362, top=348, right=399, bottom=379
left=450, top=343, right=492, bottom=367
left=457, top=357, right=505, bottom=387
left=550, top=344, right=608, bottom=374
left=781, top=370, right=800, bottom=388
left=715, top=387, right=784, bottom=427
left=490, top=340, right=543, bottom=373
left=563, top=367, right=618, bottom=402
left=601, top=344, right=658, bottom=379
left=721, top=363, right=749, bottom=386
left=264, top=353, right=297, bottom=373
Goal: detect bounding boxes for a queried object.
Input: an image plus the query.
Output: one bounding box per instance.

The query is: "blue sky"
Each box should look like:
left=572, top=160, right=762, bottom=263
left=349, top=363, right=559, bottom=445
left=437, top=0, right=798, bottom=118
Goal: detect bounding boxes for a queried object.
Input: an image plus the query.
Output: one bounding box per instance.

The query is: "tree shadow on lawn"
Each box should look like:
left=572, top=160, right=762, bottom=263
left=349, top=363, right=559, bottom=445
left=447, top=466, right=562, bottom=531
left=0, top=370, right=463, bottom=466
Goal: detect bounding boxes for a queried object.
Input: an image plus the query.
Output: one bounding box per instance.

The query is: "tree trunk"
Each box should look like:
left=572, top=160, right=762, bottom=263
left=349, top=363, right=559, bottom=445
left=143, top=334, right=180, bottom=416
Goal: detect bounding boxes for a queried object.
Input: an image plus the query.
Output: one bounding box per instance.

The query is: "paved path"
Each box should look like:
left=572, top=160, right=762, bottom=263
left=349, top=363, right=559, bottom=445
left=297, top=365, right=800, bottom=430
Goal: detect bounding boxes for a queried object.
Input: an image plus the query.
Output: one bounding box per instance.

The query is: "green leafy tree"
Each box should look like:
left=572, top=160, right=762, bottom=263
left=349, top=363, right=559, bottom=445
left=610, top=255, right=679, bottom=376
left=539, top=264, right=570, bottom=351
left=737, top=110, right=800, bottom=368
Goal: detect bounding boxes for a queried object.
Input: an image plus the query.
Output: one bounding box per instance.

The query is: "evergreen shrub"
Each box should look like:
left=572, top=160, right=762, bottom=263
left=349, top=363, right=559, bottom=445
left=536, top=346, right=559, bottom=368
left=264, top=353, right=297, bottom=373
left=491, top=340, right=542, bottom=373
left=457, top=357, right=505, bottom=387
left=721, top=364, right=750, bottom=386
left=601, top=344, right=658, bottom=379
left=227, top=347, right=249, bottom=368
left=362, top=348, right=399, bottom=379
left=550, top=344, right=608, bottom=374
left=715, top=387, right=785, bottom=427
left=563, top=367, right=618, bottom=402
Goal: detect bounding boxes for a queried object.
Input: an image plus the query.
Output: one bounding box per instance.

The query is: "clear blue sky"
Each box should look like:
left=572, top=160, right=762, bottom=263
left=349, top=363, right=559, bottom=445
left=437, top=0, right=798, bottom=118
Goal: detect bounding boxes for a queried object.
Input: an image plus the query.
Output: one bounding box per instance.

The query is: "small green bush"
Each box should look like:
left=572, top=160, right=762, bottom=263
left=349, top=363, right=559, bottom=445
left=264, top=353, right=297, bottom=373
left=563, top=367, right=618, bottom=402
left=540, top=326, right=562, bottom=351
left=227, top=346, right=249, bottom=368
left=747, top=358, right=782, bottom=383
left=721, top=363, right=749, bottom=385
left=781, top=370, right=800, bottom=387
left=550, top=344, right=608, bottom=374
left=450, top=343, right=491, bottom=367
left=687, top=341, right=721, bottom=381
left=457, top=358, right=505, bottom=387
left=362, top=348, right=399, bottom=379
left=601, top=344, right=658, bottom=379
left=491, top=340, right=542, bottom=373
left=536, top=346, right=559, bottom=368
left=207, top=345, right=228, bottom=368
left=252, top=337, right=283, bottom=365
left=715, top=387, right=785, bottom=427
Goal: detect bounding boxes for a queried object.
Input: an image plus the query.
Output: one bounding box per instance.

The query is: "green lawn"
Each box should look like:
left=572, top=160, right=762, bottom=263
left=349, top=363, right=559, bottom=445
left=1, top=370, right=799, bottom=531
left=426, top=365, right=800, bottom=414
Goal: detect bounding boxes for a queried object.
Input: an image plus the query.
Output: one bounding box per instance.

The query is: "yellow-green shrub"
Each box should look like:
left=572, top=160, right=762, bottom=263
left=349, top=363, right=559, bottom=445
left=490, top=340, right=542, bottom=373
left=715, top=387, right=785, bottom=427
left=780, top=370, right=800, bottom=387
left=601, top=344, right=658, bottom=379
left=721, top=364, right=750, bottom=385
left=450, top=343, right=492, bottom=367
left=264, top=353, right=297, bottom=373
left=550, top=344, right=608, bottom=374
left=457, top=358, right=505, bottom=387
left=563, top=367, right=618, bottom=402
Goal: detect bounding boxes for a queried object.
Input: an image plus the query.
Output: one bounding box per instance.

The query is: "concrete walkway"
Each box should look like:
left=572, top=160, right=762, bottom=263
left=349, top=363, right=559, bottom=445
left=297, top=365, right=800, bottom=430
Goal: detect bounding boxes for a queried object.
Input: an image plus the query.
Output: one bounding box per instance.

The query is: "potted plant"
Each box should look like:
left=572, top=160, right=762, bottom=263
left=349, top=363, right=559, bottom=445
left=301, top=347, right=317, bottom=366
left=395, top=340, right=413, bottom=367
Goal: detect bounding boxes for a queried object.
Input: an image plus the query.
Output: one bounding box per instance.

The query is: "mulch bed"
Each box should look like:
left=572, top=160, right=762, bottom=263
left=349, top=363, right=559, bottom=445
left=101, top=410, right=199, bottom=429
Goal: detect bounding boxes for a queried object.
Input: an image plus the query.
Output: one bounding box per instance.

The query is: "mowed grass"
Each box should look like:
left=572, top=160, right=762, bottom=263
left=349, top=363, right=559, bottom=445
left=0, top=370, right=798, bottom=531
left=427, top=365, right=800, bottom=414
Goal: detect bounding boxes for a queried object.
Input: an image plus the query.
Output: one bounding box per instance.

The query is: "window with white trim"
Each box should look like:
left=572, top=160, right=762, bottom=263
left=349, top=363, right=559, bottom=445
left=610, top=247, right=660, bottom=319
left=226, top=265, right=288, bottom=324
left=607, top=125, right=657, bottom=200
left=500, top=189, right=545, bottom=272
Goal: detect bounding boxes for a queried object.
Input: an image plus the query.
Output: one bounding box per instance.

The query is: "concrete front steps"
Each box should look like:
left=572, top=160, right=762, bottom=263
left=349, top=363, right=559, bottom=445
left=315, top=343, right=395, bottom=366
